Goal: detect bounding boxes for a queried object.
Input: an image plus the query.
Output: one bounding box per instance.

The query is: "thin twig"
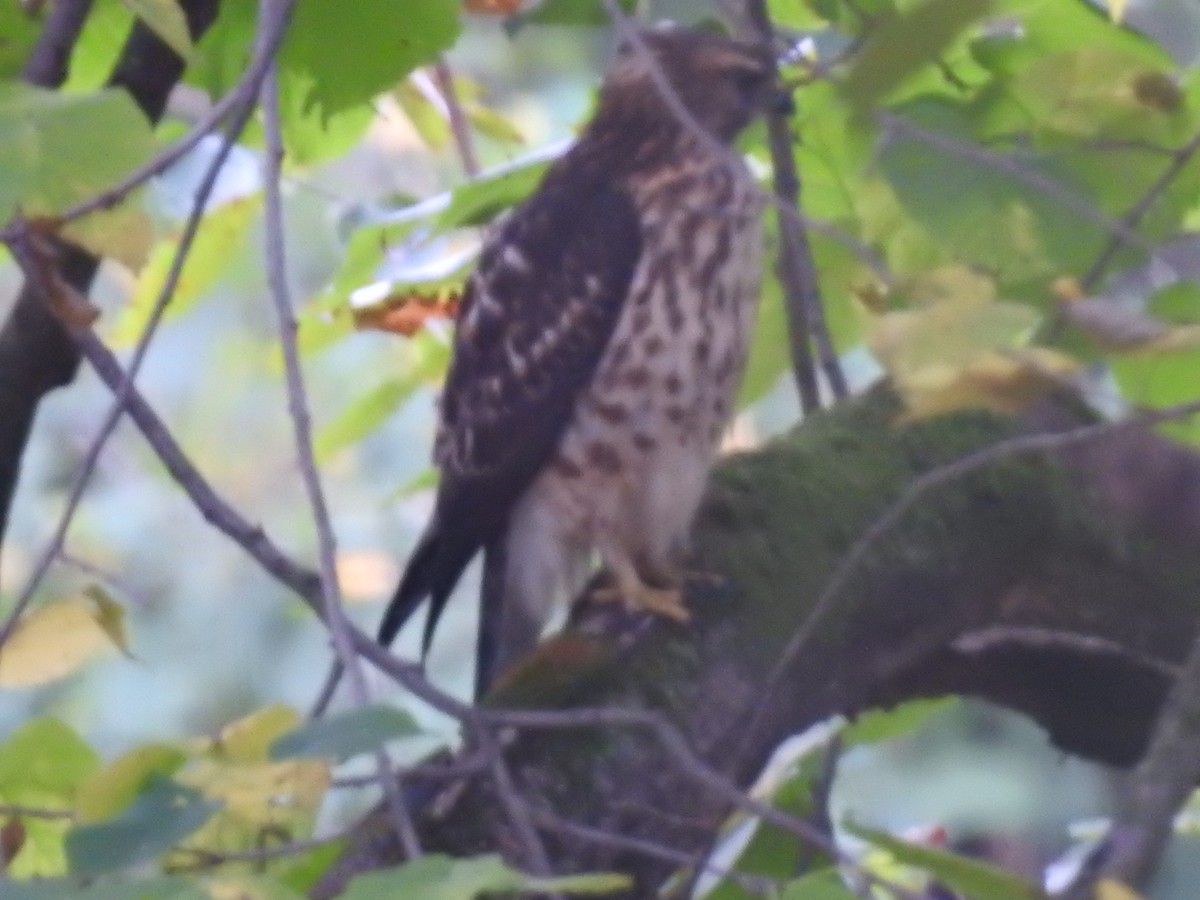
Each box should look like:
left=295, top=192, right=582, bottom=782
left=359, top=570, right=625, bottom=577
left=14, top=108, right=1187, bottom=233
left=877, top=111, right=1154, bottom=256
left=1080, top=126, right=1200, bottom=291
left=0, top=1, right=291, bottom=244
left=260, top=39, right=422, bottom=861
left=176, top=831, right=346, bottom=870
left=77, top=328, right=470, bottom=726
left=21, top=0, right=94, bottom=87
left=0, top=56, right=265, bottom=650
left=331, top=745, right=495, bottom=789
left=1065, top=619, right=1200, bottom=893
left=481, top=731, right=557, bottom=879
left=477, top=706, right=841, bottom=861
left=743, top=0, right=844, bottom=410
left=431, top=57, right=480, bottom=178
left=525, top=804, right=779, bottom=896
left=0, top=804, right=75, bottom=820
left=75, top=332, right=323, bottom=604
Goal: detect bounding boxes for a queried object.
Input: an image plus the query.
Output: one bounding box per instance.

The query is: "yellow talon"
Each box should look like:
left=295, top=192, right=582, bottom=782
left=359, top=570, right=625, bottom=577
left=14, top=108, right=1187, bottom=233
left=590, top=580, right=691, bottom=623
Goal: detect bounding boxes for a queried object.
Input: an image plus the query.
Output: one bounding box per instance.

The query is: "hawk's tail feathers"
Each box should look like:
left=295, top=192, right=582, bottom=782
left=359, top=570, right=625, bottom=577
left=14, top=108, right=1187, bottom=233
left=474, top=537, right=508, bottom=699
left=377, top=522, right=474, bottom=656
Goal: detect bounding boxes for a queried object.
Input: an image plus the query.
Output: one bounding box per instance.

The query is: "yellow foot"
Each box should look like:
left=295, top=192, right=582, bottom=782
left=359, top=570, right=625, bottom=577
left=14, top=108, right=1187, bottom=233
left=590, top=581, right=691, bottom=623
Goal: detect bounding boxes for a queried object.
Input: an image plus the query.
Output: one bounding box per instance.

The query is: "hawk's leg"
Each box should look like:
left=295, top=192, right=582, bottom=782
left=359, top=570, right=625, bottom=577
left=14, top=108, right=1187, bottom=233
left=589, top=556, right=691, bottom=623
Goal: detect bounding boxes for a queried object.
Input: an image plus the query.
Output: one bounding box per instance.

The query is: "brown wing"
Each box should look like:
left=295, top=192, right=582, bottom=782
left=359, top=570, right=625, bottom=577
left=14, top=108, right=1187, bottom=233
left=377, top=164, right=642, bottom=651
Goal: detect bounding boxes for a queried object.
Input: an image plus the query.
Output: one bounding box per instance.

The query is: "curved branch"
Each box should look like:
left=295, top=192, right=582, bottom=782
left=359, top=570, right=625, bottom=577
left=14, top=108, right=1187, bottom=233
left=315, top=387, right=1200, bottom=895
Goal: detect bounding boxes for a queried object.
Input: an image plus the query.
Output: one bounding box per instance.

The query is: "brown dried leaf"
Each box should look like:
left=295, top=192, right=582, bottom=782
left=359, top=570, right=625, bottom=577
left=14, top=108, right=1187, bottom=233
left=464, top=0, right=524, bottom=14
left=0, top=818, right=26, bottom=868
left=10, top=217, right=100, bottom=327
left=353, top=290, right=461, bottom=336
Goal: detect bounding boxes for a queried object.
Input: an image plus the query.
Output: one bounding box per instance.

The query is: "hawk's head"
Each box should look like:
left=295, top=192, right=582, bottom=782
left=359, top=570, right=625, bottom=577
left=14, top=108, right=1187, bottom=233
left=602, top=26, right=777, bottom=143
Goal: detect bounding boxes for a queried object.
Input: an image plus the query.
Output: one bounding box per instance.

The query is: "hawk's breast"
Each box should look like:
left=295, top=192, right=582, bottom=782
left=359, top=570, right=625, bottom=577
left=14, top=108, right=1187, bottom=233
left=531, top=156, right=765, bottom=560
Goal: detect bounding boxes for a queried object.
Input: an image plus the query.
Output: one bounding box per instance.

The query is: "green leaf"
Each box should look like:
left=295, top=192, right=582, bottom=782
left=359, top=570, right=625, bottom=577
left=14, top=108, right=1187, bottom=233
left=64, top=0, right=136, bottom=92
left=0, top=84, right=157, bottom=267
left=315, top=379, right=424, bottom=463
left=76, top=743, right=189, bottom=823
left=120, top=0, right=193, bottom=60
left=0, top=719, right=98, bottom=876
left=1113, top=346, right=1200, bottom=447
left=877, top=97, right=1106, bottom=280
left=274, top=838, right=347, bottom=894
left=0, top=2, right=41, bottom=79
left=847, top=823, right=1044, bottom=899
left=276, top=71, right=375, bottom=165
left=840, top=0, right=993, bottom=111
left=436, top=158, right=551, bottom=230
left=279, top=0, right=460, bottom=121
left=842, top=697, right=959, bottom=745
left=270, top=705, right=421, bottom=762
left=780, top=868, right=860, bottom=899
left=0, top=718, right=99, bottom=797
left=110, top=195, right=262, bottom=348
left=342, top=854, right=628, bottom=899
left=66, top=776, right=220, bottom=876
left=184, top=1, right=254, bottom=98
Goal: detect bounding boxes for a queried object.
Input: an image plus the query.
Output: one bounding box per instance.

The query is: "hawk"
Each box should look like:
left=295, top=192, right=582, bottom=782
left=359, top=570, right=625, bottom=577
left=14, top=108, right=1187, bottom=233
left=378, top=26, right=775, bottom=697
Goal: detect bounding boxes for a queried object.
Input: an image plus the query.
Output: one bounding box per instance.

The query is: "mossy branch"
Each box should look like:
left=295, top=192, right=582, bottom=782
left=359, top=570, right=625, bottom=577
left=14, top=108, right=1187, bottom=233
left=316, top=386, right=1200, bottom=896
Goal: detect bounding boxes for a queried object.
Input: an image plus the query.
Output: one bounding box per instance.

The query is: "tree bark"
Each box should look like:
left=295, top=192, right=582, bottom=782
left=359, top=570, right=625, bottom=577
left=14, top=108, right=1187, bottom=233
left=315, top=387, right=1200, bottom=897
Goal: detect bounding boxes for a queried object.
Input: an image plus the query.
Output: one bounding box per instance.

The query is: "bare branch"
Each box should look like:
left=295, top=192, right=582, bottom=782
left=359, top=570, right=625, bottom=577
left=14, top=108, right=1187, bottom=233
left=0, top=804, right=75, bottom=821
left=0, top=16, right=273, bottom=650
left=523, top=804, right=779, bottom=896
left=877, top=111, right=1154, bottom=256
left=431, top=58, right=481, bottom=178
left=75, top=332, right=322, bottom=604
left=1067, top=623, right=1200, bottom=892
left=259, top=21, right=423, bottom=859
left=20, top=0, right=94, bottom=87
left=743, top=0, right=845, bottom=411
left=1081, top=126, right=1200, bottom=291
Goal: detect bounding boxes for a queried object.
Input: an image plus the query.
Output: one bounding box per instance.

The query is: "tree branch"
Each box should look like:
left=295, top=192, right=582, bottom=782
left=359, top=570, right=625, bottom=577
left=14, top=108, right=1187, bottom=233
left=742, top=0, right=843, bottom=411
left=317, top=387, right=1200, bottom=895
left=0, top=0, right=219, bottom=567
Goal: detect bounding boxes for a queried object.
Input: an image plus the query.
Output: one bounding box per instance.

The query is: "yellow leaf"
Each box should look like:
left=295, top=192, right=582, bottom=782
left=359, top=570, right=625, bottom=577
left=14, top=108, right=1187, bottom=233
left=894, top=347, right=1080, bottom=422
left=210, top=706, right=302, bottom=764
left=868, top=294, right=1079, bottom=420
left=76, top=742, right=189, bottom=822
left=111, top=196, right=260, bottom=347
left=63, top=202, right=157, bottom=271
left=183, top=758, right=329, bottom=825
left=1096, top=878, right=1145, bottom=900
left=0, top=593, right=131, bottom=688
left=175, top=757, right=329, bottom=860
left=82, top=585, right=134, bottom=659
left=1107, top=0, right=1128, bottom=24
left=868, top=296, right=1041, bottom=382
